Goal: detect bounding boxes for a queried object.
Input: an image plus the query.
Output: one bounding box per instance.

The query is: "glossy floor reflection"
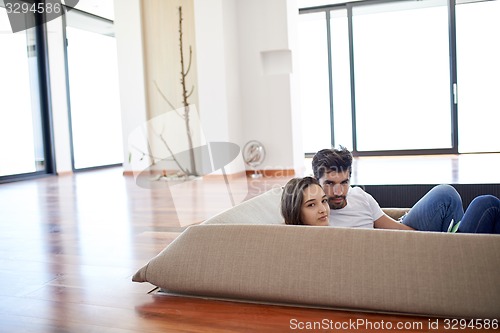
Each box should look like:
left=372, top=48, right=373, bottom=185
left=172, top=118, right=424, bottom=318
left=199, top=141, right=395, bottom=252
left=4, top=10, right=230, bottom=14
left=0, top=168, right=294, bottom=332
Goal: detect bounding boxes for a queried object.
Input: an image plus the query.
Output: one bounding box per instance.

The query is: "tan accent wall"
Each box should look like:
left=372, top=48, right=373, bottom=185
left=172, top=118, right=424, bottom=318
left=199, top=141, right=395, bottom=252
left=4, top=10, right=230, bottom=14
left=141, top=0, right=199, bottom=119
left=139, top=0, right=201, bottom=174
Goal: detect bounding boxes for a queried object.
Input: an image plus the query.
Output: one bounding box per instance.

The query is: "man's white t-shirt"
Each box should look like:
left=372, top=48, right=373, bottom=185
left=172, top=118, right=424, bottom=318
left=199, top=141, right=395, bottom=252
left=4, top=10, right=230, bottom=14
left=329, top=186, right=384, bottom=229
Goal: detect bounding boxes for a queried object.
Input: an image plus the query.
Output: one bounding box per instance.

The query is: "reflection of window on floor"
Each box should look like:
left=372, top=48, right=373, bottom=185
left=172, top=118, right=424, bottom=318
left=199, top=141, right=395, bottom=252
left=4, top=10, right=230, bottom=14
left=0, top=9, right=45, bottom=177
left=298, top=0, right=500, bottom=155
left=66, top=12, right=123, bottom=170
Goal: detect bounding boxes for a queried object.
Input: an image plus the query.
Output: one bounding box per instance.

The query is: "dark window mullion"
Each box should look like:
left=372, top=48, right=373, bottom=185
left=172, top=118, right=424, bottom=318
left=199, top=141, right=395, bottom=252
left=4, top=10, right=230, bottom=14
left=346, top=4, right=358, bottom=154
left=35, top=10, right=56, bottom=174
left=448, top=0, right=459, bottom=153
left=325, top=10, right=335, bottom=148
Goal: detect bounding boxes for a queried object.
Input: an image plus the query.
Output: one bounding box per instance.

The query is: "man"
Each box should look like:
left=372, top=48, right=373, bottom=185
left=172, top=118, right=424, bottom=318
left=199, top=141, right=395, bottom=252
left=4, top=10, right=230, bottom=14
left=311, top=147, right=464, bottom=231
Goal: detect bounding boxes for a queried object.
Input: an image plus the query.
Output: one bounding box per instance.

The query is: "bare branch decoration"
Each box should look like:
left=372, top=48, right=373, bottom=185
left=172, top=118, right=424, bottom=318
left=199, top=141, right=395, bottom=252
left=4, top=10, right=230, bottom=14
left=131, top=5, right=198, bottom=179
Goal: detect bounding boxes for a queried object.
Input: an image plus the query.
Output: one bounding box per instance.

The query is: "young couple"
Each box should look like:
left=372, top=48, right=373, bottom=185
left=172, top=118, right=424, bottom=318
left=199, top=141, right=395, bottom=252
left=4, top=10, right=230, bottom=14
left=281, top=147, right=500, bottom=234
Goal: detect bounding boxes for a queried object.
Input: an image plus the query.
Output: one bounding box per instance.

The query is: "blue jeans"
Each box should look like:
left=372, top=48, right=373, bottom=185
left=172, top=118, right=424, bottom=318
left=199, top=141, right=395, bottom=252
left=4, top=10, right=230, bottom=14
left=458, top=195, right=500, bottom=234
left=401, top=185, right=500, bottom=234
left=402, top=185, right=464, bottom=232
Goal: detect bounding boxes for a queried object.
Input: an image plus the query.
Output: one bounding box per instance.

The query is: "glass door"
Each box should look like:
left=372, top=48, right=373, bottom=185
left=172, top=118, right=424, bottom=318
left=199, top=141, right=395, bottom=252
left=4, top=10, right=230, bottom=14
left=351, top=0, right=452, bottom=152
left=65, top=10, right=123, bottom=170
left=0, top=6, right=46, bottom=178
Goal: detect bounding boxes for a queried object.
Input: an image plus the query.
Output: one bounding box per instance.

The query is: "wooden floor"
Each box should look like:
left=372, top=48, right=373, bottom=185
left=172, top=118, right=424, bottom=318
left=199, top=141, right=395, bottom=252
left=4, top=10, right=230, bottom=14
left=1, top=158, right=499, bottom=332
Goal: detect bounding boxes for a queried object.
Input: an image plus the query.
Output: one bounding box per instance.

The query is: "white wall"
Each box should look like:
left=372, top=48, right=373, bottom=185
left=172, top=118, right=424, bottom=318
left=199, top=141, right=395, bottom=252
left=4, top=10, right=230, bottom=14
left=193, top=0, right=245, bottom=175
left=222, top=0, right=244, bottom=150
left=114, top=0, right=148, bottom=173
left=193, top=0, right=303, bottom=174
left=237, top=0, right=303, bottom=173
left=287, top=0, right=305, bottom=174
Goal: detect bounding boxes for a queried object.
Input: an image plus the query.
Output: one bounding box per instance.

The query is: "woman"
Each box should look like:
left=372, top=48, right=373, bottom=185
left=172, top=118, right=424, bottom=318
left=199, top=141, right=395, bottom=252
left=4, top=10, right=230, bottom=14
left=281, top=177, right=330, bottom=226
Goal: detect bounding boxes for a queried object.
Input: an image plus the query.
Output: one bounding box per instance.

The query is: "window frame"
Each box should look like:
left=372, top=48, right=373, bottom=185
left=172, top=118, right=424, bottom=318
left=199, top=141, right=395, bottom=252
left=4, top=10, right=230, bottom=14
left=300, top=0, right=461, bottom=157
left=0, top=3, right=56, bottom=183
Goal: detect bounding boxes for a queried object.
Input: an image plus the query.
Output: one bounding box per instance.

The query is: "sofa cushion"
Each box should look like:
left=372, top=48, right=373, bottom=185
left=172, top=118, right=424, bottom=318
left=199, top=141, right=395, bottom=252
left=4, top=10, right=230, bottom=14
left=202, top=186, right=284, bottom=225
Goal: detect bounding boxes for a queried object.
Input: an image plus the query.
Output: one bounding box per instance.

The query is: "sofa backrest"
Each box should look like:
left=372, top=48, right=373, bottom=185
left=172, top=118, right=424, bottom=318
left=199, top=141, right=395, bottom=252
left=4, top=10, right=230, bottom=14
left=134, top=223, right=500, bottom=318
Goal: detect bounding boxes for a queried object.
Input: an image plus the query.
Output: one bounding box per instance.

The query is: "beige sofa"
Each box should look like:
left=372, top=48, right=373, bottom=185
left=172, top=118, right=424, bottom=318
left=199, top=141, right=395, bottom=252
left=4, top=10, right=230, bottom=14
left=133, top=187, right=500, bottom=318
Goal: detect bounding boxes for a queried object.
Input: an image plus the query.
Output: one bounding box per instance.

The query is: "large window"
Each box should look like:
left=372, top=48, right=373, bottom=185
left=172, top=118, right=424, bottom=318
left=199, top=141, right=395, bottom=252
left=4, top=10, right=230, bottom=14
left=456, top=0, right=500, bottom=153
left=0, top=6, right=48, bottom=178
left=0, top=3, right=121, bottom=182
left=298, top=0, right=499, bottom=155
left=65, top=10, right=123, bottom=170
left=352, top=0, right=451, bottom=152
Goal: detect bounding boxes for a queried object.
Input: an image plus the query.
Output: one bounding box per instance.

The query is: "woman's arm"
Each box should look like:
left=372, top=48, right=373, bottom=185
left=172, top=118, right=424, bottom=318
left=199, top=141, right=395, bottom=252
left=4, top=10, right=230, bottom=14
left=374, top=214, right=415, bottom=230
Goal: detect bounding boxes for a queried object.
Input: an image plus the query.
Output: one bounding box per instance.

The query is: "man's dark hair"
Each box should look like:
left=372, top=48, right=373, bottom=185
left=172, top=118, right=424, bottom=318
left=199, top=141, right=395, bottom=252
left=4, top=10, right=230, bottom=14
left=311, top=147, right=353, bottom=180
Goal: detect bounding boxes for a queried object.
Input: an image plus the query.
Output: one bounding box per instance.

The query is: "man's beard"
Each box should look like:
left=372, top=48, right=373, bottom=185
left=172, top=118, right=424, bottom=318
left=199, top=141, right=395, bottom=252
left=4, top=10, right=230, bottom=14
left=328, top=195, right=347, bottom=210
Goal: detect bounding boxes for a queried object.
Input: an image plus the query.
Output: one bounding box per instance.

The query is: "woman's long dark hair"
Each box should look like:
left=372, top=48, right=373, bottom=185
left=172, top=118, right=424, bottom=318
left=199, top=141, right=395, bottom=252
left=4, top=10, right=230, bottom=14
left=281, top=177, right=321, bottom=225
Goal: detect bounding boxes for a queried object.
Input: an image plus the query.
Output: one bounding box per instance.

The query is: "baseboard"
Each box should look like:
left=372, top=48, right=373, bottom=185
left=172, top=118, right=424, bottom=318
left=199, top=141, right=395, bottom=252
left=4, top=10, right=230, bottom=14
left=124, top=169, right=295, bottom=178
left=246, top=169, right=295, bottom=177
left=202, top=171, right=247, bottom=180
left=123, top=170, right=248, bottom=180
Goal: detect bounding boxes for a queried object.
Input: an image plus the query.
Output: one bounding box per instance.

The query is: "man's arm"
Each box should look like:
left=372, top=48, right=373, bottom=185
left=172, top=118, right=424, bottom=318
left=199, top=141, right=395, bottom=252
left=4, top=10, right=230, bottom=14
left=374, top=214, right=415, bottom=230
